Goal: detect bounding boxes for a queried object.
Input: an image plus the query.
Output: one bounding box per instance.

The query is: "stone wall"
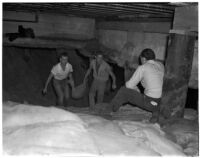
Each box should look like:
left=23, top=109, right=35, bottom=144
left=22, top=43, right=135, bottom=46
left=97, top=29, right=168, bottom=67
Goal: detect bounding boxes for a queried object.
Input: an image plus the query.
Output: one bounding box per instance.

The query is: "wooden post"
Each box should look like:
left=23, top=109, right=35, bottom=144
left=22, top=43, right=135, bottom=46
left=160, top=33, right=196, bottom=120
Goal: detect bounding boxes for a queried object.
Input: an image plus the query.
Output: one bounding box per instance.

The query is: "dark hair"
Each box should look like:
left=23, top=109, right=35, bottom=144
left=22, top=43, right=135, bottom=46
left=140, top=48, right=155, bottom=60
left=95, top=50, right=102, bottom=55
left=59, top=52, right=68, bottom=58
left=95, top=51, right=104, bottom=58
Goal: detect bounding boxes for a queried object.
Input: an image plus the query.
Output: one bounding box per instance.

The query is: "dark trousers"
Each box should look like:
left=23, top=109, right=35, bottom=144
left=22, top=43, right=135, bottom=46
left=110, top=86, right=161, bottom=115
left=53, top=78, right=69, bottom=106
left=89, top=79, right=107, bottom=108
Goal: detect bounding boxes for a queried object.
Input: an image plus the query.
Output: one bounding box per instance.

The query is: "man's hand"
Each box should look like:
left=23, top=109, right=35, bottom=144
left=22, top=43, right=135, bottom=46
left=112, top=83, right=117, bottom=90
left=68, top=78, right=74, bottom=87
left=42, top=88, right=47, bottom=95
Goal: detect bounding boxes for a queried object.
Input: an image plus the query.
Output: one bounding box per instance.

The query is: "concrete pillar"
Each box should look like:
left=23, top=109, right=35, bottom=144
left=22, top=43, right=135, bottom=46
left=160, top=33, right=196, bottom=119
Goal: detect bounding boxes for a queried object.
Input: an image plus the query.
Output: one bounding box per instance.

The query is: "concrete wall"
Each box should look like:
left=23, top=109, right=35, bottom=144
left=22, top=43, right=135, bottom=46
left=97, top=29, right=168, bottom=67
left=3, top=11, right=95, bottom=40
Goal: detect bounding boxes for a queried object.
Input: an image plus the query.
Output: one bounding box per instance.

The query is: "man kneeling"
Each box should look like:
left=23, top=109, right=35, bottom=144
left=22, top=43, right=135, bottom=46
left=110, top=48, right=165, bottom=122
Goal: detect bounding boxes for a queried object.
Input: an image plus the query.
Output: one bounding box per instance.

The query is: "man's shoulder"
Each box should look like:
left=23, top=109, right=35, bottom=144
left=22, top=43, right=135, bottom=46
left=53, top=63, right=60, bottom=68
left=154, top=60, right=164, bottom=66
left=144, top=60, right=164, bottom=71
left=90, top=59, right=96, bottom=67
left=103, top=60, right=110, bottom=68
left=66, top=63, right=73, bottom=70
left=67, top=62, right=72, bottom=67
left=51, top=63, right=60, bottom=72
left=136, top=64, right=144, bottom=70
left=91, top=59, right=96, bottom=63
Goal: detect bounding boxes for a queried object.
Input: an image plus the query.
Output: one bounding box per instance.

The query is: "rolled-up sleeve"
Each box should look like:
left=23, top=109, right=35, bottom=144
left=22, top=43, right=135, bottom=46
left=125, top=66, right=143, bottom=90
left=69, top=64, right=73, bottom=73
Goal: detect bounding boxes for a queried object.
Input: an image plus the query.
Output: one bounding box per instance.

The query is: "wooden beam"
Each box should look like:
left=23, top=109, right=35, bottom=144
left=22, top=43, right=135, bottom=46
left=97, top=21, right=172, bottom=34
left=102, top=16, right=173, bottom=22
left=169, top=29, right=197, bottom=36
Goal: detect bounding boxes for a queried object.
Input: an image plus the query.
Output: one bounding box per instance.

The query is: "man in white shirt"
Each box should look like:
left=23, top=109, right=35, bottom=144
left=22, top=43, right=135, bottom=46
left=43, top=52, right=74, bottom=106
left=110, top=48, right=165, bottom=122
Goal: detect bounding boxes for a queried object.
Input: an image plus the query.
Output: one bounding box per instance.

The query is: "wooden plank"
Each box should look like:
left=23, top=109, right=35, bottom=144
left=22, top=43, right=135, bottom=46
left=169, top=29, right=198, bottom=36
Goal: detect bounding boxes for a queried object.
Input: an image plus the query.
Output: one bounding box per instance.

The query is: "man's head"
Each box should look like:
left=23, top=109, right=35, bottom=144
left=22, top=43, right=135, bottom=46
left=140, top=48, right=155, bottom=65
left=59, top=52, right=69, bottom=66
left=96, top=52, right=103, bottom=64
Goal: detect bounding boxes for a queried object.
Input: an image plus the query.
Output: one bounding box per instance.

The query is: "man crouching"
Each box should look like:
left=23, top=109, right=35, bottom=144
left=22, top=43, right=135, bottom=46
left=110, top=48, right=165, bottom=122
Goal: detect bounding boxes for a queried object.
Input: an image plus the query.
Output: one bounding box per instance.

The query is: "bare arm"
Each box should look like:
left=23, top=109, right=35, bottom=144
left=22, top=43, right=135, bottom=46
left=108, top=68, right=117, bottom=89
left=68, top=72, right=73, bottom=81
left=43, top=73, right=54, bottom=93
left=84, top=62, right=93, bottom=81
left=67, top=72, right=75, bottom=88
left=125, top=66, right=142, bottom=92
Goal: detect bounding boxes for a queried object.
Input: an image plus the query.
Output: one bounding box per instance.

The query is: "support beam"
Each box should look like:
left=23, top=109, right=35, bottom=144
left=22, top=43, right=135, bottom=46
left=160, top=33, right=195, bottom=120
left=97, top=21, right=171, bottom=33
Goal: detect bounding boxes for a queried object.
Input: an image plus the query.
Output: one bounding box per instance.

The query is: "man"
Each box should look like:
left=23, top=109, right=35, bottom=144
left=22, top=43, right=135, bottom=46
left=43, top=52, right=74, bottom=106
left=110, top=48, right=164, bottom=122
left=84, top=53, right=117, bottom=109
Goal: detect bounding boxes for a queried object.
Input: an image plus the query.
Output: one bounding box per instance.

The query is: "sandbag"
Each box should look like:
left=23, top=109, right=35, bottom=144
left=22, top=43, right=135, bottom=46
left=70, top=80, right=87, bottom=99
left=3, top=102, right=187, bottom=156
left=3, top=103, right=98, bottom=155
left=3, top=103, right=85, bottom=127
left=162, top=118, right=199, bottom=156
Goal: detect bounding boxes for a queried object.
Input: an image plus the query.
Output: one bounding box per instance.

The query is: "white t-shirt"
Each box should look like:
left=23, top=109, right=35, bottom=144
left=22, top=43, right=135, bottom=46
left=126, top=60, right=164, bottom=98
left=51, top=63, right=73, bottom=80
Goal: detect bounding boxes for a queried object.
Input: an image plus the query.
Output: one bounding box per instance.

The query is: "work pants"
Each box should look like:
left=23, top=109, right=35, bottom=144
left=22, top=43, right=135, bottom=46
left=89, top=79, right=107, bottom=108
left=53, top=78, right=69, bottom=106
left=110, top=86, right=161, bottom=120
